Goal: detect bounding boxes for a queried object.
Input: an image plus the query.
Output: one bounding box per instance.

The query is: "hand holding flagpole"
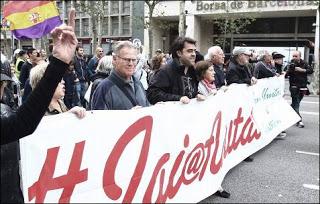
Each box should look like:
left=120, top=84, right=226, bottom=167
left=51, top=8, right=78, bottom=64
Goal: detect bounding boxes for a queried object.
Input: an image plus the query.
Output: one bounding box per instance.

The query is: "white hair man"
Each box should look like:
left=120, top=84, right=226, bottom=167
left=206, top=46, right=226, bottom=88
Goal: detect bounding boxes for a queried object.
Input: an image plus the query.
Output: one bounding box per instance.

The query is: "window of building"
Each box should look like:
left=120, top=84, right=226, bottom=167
left=298, top=16, right=316, bottom=33
left=82, top=18, right=89, bottom=36
left=121, top=16, right=130, bottom=35
left=246, top=18, right=295, bottom=34
left=102, top=17, right=108, bottom=36
left=103, top=1, right=109, bottom=15
left=65, top=0, right=71, bottom=17
left=111, top=16, right=119, bottom=36
left=75, top=19, right=80, bottom=36
left=122, top=1, right=130, bottom=14
left=111, top=1, right=119, bottom=14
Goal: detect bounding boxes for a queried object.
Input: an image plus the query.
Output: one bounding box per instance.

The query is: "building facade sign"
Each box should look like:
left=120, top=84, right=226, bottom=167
left=195, top=0, right=319, bottom=12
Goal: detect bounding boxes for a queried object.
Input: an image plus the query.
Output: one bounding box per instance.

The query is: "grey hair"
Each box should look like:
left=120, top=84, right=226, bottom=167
left=257, top=50, right=270, bottom=61
left=205, top=46, right=222, bottom=60
left=113, top=41, right=137, bottom=55
left=96, top=55, right=113, bottom=74
left=29, top=62, right=49, bottom=89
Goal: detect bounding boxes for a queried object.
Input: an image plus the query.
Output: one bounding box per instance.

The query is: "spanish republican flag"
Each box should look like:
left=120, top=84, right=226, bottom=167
left=3, top=1, right=62, bottom=40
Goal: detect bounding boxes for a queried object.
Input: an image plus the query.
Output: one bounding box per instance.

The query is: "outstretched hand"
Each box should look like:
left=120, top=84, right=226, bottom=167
left=51, top=8, right=78, bottom=64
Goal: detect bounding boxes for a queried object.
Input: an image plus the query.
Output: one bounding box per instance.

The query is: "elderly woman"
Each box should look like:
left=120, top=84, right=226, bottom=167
left=195, top=60, right=217, bottom=96
left=30, top=62, right=86, bottom=118
left=87, top=55, right=114, bottom=109
left=195, top=60, right=230, bottom=198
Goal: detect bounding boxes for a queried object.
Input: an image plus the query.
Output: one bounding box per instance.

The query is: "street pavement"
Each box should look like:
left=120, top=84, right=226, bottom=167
left=201, top=85, right=319, bottom=203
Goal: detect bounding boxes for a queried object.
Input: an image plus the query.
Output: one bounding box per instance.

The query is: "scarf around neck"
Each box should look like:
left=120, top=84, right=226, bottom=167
left=202, top=79, right=216, bottom=93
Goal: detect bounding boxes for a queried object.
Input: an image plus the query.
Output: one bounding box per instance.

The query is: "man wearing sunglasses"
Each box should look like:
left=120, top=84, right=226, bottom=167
left=91, top=41, right=149, bottom=110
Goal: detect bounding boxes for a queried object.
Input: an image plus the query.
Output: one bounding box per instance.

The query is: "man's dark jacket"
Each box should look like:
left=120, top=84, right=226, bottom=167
left=147, top=59, right=198, bottom=104
left=226, top=57, right=252, bottom=85
left=213, top=64, right=226, bottom=88
left=285, top=59, right=313, bottom=88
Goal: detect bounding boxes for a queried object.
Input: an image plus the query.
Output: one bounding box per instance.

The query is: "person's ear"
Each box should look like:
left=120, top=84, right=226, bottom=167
left=177, top=50, right=182, bottom=58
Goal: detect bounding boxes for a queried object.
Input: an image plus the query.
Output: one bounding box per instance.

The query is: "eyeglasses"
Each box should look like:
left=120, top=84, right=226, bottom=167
left=292, top=55, right=298, bottom=57
left=116, top=55, right=139, bottom=65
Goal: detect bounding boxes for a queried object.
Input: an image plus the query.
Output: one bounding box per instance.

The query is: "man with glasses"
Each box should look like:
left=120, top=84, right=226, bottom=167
left=285, top=50, right=313, bottom=128
left=206, top=46, right=226, bottom=89
left=226, top=47, right=257, bottom=86
left=91, top=41, right=149, bottom=110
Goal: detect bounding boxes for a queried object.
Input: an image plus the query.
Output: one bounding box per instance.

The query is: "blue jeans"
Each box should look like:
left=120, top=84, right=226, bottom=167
left=290, top=86, right=304, bottom=121
left=74, top=81, right=88, bottom=108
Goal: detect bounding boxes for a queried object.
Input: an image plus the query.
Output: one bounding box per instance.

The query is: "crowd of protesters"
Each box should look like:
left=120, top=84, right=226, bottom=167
left=0, top=8, right=315, bottom=202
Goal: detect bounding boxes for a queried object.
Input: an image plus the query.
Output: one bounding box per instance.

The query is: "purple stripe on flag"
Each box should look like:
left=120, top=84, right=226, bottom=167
left=12, top=16, right=62, bottom=40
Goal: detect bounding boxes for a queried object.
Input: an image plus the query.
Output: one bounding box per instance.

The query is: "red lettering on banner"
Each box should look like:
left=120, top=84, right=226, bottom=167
left=103, top=116, right=153, bottom=203
left=101, top=108, right=261, bottom=202
left=28, top=141, right=88, bottom=203
left=142, top=109, right=260, bottom=202
left=210, top=111, right=223, bottom=174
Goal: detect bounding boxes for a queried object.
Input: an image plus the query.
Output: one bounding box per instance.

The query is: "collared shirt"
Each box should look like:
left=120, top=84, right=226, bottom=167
left=113, top=70, right=135, bottom=93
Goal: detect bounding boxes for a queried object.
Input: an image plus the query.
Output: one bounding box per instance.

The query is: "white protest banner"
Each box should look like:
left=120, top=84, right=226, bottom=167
left=20, top=75, right=300, bottom=203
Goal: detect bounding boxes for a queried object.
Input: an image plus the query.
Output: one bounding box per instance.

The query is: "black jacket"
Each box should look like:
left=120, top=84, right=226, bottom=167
left=88, top=72, right=109, bottom=109
left=226, top=57, right=252, bottom=85
left=285, top=59, right=313, bottom=88
left=19, top=61, right=32, bottom=89
left=254, top=61, right=276, bottom=79
left=274, top=63, right=283, bottom=75
left=213, top=64, right=226, bottom=88
left=74, top=55, right=88, bottom=82
left=1, top=57, right=69, bottom=145
left=1, top=103, right=23, bottom=203
left=146, top=59, right=198, bottom=104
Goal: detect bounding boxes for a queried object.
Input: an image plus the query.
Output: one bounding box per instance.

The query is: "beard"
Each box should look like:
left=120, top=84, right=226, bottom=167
left=180, top=57, right=195, bottom=67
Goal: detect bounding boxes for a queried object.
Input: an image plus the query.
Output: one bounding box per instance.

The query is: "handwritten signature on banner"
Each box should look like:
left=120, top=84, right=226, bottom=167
left=27, top=108, right=260, bottom=203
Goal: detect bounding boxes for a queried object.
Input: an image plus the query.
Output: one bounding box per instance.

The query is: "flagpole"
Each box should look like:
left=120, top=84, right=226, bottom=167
left=11, top=32, right=14, bottom=60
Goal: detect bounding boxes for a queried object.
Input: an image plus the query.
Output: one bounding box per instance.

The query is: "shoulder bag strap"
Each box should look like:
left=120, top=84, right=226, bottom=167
left=108, top=74, right=137, bottom=107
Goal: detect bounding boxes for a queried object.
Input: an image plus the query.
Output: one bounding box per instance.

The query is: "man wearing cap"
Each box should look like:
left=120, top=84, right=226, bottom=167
left=226, top=47, right=256, bottom=162
left=226, top=47, right=257, bottom=86
left=271, top=51, right=287, bottom=138
left=285, top=50, right=314, bottom=128
left=272, top=52, right=285, bottom=75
